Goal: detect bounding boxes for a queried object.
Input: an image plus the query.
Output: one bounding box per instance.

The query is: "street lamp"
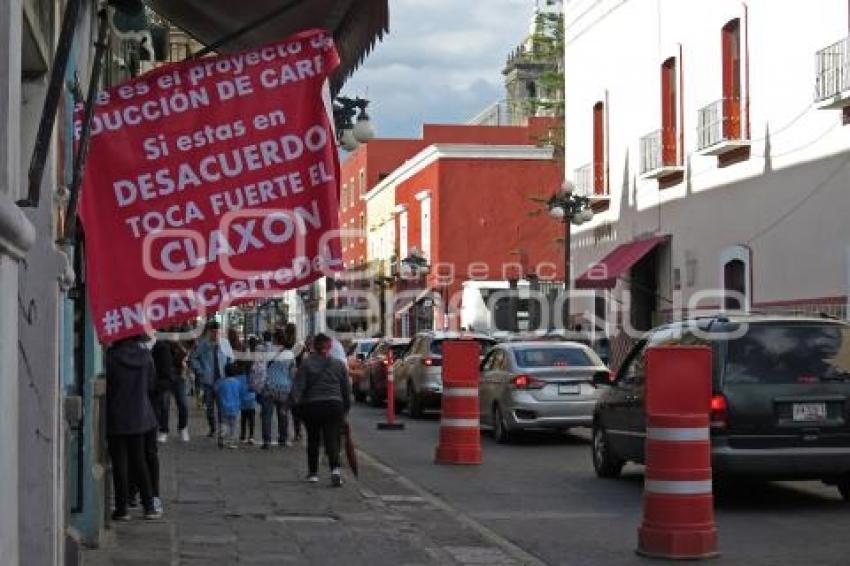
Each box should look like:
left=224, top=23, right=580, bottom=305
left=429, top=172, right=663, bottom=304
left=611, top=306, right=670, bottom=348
left=547, top=180, right=594, bottom=328
left=333, top=96, right=374, bottom=151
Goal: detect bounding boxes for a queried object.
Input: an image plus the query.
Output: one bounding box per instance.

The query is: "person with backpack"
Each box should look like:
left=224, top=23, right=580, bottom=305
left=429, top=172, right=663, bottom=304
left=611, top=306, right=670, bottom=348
left=260, top=328, right=295, bottom=449
left=291, top=333, right=351, bottom=486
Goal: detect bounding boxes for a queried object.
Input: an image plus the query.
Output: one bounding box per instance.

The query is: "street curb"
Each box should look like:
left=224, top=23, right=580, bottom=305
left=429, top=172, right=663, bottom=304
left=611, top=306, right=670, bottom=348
left=356, top=449, right=549, bottom=566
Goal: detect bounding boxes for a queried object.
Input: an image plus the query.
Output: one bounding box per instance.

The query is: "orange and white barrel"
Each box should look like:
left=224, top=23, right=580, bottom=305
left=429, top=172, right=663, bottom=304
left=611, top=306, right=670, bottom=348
left=435, top=340, right=481, bottom=465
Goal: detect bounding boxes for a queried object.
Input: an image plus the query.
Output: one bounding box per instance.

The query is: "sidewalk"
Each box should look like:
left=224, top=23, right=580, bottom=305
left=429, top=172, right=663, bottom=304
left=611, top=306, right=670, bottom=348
left=83, top=407, right=535, bottom=566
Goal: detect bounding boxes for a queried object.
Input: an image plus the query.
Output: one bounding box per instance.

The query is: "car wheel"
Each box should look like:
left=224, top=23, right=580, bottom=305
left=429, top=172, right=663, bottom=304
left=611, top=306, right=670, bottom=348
left=592, top=424, right=624, bottom=478
left=492, top=405, right=512, bottom=444
left=838, top=476, right=850, bottom=502
left=408, top=382, right=424, bottom=419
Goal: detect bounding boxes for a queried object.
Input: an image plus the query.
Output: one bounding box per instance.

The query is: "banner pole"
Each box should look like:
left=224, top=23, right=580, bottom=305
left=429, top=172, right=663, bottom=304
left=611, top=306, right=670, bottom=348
left=61, top=8, right=110, bottom=244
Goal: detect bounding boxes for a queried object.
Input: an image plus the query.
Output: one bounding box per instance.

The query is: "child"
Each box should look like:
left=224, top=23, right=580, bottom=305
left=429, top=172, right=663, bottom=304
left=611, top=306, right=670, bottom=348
left=238, top=362, right=258, bottom=444
left=215, top=364, right=246, bottom=449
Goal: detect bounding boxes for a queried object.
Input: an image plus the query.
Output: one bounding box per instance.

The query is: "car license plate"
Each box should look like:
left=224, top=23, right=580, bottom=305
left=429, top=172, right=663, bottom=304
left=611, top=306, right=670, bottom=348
left=792, top=402, right=827, bottom=422
left=558, top=384, right=580, bottom=395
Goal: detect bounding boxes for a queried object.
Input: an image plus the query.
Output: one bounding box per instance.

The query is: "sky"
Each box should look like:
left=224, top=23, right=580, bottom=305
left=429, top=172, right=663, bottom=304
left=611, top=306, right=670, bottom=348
left=342, top=0, right=537, bottom=139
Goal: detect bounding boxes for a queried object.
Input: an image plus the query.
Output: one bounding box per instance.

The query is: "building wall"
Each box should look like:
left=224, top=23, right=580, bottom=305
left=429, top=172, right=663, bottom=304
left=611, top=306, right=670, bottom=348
left=432, top=158, right=563, bottom=300
left=565, top=0, right=850, bottom=321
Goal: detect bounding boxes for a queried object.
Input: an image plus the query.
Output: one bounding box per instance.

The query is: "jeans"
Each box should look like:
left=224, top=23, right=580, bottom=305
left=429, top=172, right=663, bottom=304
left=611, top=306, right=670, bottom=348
left=157, top=379, right=188, bottom=433
left=201, top=384, right=219, bottom=433
left=300, top=400, right=344, bottom=475
left=261, top=394, right=289, bottom=444
left=109, top=433, right=153, bottom=514
left=220, top=415, right=238, bottom=444
left=240, top=409, right=256, bottom=440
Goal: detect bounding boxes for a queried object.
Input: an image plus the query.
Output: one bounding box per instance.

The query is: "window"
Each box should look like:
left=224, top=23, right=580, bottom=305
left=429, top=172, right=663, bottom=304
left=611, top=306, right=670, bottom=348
left=661, top=57, right=678, bottom=166
left=723, top=259, right=745, bottom=310
left=722, top=19, right=742, bottom=140
left=593, top=101, right=606, bottom=194
left=359, top=169, right=366, bottom=196
left=419, top=194, right=431, bottom=260
left=341, top=184, right=348, bottom=211
left=513, top=347, right=593, bottom=368
left=349, top=178, right=355, bottom=207
left=359, top=213, right=365, bottom=242
left=399, top=209, right=409, bottom=259
left=725, top=325, right=850, bottom=385
left=720, top=244, right=751, bottom=310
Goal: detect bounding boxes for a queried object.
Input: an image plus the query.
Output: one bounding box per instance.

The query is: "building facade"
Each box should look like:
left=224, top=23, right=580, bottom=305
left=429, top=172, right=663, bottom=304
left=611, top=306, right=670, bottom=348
left=361, top=121, right=564, bottom=336
left=564, top=0, right=850, bottom=366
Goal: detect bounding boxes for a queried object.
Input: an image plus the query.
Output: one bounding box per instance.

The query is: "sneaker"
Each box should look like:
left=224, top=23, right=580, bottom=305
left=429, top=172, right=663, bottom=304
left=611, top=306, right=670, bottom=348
left=152, top=497, right=163, bottom=514
left=248, top=438, right=257, bottom=446
left=240, top=438, right=249, bottom=444
left=331, top=469, right=343, bottom=487
left=127, top=497, right=139, bottom=509
left=227, top=442, right=239, bottom=449
left=180, top=428, right=190, bottom=443
left=270, top=440, right=279, bottom=447
left=261, top=443, right=270, bottom=450
left=111, top=510, right=131, bottom=521
left=305, top=475, right=319, bottom=483
left=143, top=508, right=162, bottom=520
left=157, top=432, right=168, bottom=444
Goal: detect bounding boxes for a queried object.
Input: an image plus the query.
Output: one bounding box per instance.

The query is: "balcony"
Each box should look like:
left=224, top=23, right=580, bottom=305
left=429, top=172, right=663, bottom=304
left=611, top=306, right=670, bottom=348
left=573, top=164, right=593, bottom=197
left=696, top=98, right=750, bottom=155
left=574, top=163, right=610, bottom=200
left=639, top=129, right=683, bottom=179
left=815, top=36, right=850, bottom=108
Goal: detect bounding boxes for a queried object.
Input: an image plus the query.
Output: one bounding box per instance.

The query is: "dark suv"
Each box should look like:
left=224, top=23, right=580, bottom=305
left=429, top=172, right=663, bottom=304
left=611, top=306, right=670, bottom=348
left=591, top=314, right=850, bottom=500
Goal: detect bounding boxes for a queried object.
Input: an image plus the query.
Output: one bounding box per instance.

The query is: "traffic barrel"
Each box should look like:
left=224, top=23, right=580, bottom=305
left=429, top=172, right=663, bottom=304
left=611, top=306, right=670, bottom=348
left=637, top=346, right=718, bottom=560
left=377, top=350, right=405, bottom=430
left=435, top=340, right=481, bottom=465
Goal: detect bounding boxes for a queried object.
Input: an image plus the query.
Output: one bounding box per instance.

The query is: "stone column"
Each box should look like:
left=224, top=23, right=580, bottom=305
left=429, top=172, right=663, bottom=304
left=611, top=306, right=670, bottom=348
left=0, top=3, right=36, bottom=565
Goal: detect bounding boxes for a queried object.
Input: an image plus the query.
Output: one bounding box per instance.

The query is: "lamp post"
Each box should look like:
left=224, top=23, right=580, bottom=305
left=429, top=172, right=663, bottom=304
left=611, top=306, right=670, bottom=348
left=333, top=96, right=374, bottom=151
left=547, top=181, right=594, bottom=328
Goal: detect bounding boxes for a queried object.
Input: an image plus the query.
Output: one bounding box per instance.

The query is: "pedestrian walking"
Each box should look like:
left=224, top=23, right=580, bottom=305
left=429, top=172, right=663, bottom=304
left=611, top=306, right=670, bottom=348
left=261, top=328, right=296, bottom=449
left=105, top=335, right=161, bottom=520
left=291, top=333, right=351, bottom=487
left=216, top=364, right=246, bottom=449
left=152, top=329, right=190, bottom=443
left=189, top=321, right=233, bottom=438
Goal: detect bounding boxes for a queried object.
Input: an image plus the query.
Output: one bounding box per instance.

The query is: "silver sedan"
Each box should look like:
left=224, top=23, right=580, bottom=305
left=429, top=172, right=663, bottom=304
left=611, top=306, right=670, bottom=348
left=479, top=341, right=610, bottom=443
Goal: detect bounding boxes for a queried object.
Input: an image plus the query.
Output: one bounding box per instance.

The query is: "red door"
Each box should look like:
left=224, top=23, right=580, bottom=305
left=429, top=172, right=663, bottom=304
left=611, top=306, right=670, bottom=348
left=661, top=58, right=677, bottom=166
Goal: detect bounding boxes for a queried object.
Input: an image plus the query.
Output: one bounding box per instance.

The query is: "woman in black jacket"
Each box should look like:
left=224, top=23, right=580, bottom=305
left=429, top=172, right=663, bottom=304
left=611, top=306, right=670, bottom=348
left=105, top=335, right=161, bottom=520
left=291, top=333, right=351, bottom=487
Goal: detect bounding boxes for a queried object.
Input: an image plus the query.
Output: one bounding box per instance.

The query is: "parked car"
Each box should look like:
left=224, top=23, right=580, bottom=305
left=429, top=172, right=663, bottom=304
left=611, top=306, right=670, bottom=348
left=393, top=332, right=497, bottom=418
left=347, top=338, right=379, bottom=402
left=479, top=341, right=610, bottom=443
left=591, top=314, right=850, bottom=500
left=358, top=338, right=411, bottom=406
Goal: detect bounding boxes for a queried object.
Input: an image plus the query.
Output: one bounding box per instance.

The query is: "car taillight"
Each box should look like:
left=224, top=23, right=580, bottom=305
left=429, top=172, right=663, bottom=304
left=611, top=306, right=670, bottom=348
left=512, top=374, right=545, bottom=390
left=382, top=358, right=390, bottom=367
left=424, top=357, right=442, bottom=367
left=710, top=394, right=728, bottom=428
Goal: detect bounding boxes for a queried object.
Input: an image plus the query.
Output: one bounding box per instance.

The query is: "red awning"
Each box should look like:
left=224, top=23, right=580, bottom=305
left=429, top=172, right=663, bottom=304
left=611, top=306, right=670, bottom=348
left=574, top=235, right=669, bottom=289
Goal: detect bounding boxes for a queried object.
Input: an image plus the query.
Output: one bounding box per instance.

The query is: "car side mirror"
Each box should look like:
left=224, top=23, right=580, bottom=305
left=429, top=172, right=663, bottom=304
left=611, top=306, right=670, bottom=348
left=592, top=370, right=614, bottom=386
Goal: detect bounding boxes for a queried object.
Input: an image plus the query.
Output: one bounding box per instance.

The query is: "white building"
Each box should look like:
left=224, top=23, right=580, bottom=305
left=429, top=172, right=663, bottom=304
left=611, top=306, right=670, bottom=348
left=564, top=0, right=850, bottom=362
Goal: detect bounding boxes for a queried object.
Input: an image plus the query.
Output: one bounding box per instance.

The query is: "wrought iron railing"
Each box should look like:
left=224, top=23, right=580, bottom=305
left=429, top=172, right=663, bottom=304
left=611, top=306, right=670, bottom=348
left=574, top=164, right=592, bottom=196
left=639, top=129, right=680, bottom=174
left=815, top=36, right=850, bottom=102
left=697, top=98, right=746, bottom=150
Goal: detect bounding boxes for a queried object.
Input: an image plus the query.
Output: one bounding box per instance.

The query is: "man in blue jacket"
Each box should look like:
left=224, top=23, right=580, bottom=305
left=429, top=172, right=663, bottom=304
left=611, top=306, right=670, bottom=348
left=189, top=321, right=233, bottom=437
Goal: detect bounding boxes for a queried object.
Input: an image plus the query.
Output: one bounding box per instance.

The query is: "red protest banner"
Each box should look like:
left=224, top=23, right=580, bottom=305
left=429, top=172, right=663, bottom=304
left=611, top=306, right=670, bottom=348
left=76, top=29, right=343, bottom=342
